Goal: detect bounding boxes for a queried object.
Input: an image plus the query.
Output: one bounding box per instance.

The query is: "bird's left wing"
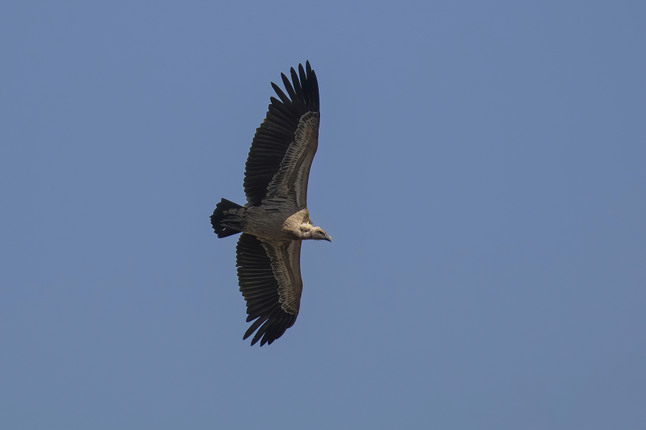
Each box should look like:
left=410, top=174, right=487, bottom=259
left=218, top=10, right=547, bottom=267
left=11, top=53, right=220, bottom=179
left=236, top=233, right=303, bottom=346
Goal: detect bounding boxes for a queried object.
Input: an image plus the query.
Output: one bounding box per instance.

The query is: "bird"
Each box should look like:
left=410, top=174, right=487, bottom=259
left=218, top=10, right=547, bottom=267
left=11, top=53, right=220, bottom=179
left=210, top=61, right=330, bottom=346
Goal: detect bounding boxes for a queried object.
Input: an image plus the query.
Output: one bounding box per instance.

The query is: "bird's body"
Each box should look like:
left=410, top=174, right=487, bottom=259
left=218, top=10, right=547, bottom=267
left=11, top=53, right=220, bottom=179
left=218, top=202, right=315, bottom=241
left=211, top=62, right=330, bottom=346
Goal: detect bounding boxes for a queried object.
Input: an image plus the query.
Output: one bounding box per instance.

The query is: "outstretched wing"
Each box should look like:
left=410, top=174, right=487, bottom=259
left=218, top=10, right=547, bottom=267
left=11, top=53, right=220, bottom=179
left=243, top=61, right=320, bottom=208
left=236, top=233, right=303, bottom=346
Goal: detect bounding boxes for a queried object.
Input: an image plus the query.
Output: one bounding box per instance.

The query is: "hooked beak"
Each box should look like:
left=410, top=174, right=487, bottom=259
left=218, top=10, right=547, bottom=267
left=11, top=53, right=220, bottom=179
left=325, top=234, right=332, bottom=242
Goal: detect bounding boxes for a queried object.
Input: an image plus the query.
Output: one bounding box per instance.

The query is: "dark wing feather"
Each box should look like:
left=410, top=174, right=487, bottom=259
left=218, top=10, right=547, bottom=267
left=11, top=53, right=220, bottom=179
left=236, top=233, right=302, bottom=346
left=243, top=62, right=320, bottom=206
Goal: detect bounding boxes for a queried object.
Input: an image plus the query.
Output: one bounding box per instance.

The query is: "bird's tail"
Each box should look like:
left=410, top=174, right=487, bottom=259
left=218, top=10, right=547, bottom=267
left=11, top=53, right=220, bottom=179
left=211, top=198, right=244, bottom=238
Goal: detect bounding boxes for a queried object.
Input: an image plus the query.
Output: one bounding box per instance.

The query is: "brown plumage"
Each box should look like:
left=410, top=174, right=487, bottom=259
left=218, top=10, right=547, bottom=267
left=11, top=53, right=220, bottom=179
left=210, top=62, right=330, bottom=346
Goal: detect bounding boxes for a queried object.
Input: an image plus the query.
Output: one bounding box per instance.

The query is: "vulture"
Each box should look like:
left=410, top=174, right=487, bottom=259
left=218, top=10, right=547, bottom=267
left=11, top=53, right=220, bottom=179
left=210, top=61, right=330, bottom=346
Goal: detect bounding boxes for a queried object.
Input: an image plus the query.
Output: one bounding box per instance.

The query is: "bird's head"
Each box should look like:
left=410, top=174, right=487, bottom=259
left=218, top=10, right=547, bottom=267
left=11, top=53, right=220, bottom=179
left=302, top=226, right=331, bottom=241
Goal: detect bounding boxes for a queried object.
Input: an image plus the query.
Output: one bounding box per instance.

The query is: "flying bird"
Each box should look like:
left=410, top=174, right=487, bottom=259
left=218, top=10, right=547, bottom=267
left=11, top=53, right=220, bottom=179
left=211, top=61, right=330, bottom=346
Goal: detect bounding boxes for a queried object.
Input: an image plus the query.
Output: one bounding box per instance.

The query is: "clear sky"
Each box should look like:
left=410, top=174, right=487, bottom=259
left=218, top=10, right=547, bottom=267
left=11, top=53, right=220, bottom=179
left=1, top=1, right=644, bottom=429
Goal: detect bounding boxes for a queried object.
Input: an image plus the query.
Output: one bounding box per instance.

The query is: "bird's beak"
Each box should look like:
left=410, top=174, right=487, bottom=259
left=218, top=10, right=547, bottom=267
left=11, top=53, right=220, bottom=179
left=325, top=235, right=332, bottom=242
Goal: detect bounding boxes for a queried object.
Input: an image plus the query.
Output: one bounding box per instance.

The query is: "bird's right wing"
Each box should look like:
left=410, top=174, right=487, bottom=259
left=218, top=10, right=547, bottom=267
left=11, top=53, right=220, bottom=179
left=243, top=62, right=319, bottom=208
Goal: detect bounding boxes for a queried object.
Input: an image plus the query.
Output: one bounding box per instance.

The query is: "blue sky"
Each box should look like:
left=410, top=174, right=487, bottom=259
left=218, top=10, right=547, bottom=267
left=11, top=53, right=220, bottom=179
left=1, top=1, right=644, bottom=429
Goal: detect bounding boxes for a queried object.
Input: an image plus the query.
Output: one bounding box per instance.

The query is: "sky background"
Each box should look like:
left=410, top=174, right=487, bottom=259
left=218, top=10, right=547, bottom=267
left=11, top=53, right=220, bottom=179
left=1, top=1, right=645, bottom=429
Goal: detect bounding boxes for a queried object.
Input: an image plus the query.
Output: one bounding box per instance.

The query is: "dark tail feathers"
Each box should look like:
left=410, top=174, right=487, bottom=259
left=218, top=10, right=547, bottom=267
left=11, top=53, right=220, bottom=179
left=211, top=198, right=244, bottom=238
